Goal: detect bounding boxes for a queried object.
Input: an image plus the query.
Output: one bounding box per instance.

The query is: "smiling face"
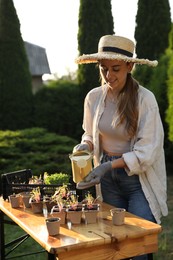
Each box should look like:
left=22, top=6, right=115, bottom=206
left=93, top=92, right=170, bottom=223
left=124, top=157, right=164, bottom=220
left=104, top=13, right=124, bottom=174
left=99, top=59, right=134, bottom=92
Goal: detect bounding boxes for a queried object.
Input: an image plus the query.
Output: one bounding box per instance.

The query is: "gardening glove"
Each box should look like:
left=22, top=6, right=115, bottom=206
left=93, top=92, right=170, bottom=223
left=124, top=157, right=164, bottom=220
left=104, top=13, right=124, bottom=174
left=73, top=143, right=90, bottom=153
left=76, top=161, right=112, bottom=189
left=76, top=177, right=101, bottom=190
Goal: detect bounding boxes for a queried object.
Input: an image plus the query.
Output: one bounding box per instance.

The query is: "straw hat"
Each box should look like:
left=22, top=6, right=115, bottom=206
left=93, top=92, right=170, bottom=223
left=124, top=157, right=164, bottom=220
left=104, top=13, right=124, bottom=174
left=75, top=35, right=158, bottom=67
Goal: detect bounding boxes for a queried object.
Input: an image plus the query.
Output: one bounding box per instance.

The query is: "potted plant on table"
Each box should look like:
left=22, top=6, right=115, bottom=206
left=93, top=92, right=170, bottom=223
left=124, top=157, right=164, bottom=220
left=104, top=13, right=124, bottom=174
left=82, top=192, right=100, bottom=224
left=20, top=192, right=31, bottom=208
left=66, top=192, right=83, bottom=224
left=8, top=193, right=21, bottom=208
left=50, top=184, right=69, bottom=224
left=29, top=187, right=43, bottom=213
left=45, top=216, right=61, bottom=236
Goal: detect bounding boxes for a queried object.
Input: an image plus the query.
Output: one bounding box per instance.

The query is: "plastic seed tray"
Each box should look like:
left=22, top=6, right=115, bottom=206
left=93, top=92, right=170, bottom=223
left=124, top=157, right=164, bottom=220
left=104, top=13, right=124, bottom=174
left=1, top=169, right=65, bottom=200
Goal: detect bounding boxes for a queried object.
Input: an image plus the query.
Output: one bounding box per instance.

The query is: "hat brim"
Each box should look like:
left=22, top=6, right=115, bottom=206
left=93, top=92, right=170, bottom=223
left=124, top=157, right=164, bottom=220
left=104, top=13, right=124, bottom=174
left=75, top=53, right=158, bottom=67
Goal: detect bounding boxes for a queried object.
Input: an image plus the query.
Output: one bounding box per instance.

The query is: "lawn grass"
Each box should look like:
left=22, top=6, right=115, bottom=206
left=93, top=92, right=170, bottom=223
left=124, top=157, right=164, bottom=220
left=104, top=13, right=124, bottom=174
left=4, top=219, right=47, bottom=259
left=3, top=175, right=173, bottom=260
left=153, top=174, right=173, bottom=259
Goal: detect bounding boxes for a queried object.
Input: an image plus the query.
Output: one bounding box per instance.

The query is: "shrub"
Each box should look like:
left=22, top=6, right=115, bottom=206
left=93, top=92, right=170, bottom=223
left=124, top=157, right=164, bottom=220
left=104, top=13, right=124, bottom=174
left=0, top=128, right=78, bottom=178
left=34, top=80, right=83, bottom=140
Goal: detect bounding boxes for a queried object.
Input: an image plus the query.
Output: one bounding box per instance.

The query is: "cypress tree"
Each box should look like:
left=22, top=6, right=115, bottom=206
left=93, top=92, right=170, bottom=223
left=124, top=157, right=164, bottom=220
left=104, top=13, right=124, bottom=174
left=0, top=0, right=33, bottom=130
left=77, top=0, right=114, bottom=99
left=134, top=0, right=172, bottom=169
left=135, top=0, right=171, bottom=60
left=166, top=24, right=173, bottom=142
left=133, top=0, right=172, bottom=86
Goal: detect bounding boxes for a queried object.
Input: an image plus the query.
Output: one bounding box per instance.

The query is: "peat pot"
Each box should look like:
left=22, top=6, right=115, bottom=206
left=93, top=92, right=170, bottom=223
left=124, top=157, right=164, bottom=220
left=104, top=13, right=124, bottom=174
left=46, top=217, right=61, bottom=236
left=9, top=194, right=21, bottom=208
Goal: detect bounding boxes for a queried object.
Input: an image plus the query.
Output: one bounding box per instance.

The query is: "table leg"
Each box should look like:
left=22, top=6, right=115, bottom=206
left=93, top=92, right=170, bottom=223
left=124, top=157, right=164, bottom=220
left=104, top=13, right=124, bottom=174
left=0, top=210, right=5, bottom=260
left=148, top=253, right=153, bottom=260
left=47, top=252, right=56, bottom=260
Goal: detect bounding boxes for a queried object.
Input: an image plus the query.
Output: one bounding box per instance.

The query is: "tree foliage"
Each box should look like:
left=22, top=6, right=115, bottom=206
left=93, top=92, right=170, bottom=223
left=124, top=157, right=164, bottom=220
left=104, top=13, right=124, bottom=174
left=134, top=0, right=172, bottom=86
left=0, top=0, right=33, bottom=130
left=34, top=80, right=83, bottom=140
left=135, top=0, right=171, bottom=60
left=166, top=24, right=173, bottom=142
left=133, top=0, right=171, bottom=113
left=77, top=0, right=114, bottom=99
left=149, top=54, right=169, bottom=127
left=134, top=0, right=173, bottom=167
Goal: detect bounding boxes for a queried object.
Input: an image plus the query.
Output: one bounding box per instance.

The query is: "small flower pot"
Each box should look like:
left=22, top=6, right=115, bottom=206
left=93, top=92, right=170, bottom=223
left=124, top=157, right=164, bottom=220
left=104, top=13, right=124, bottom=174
left=50, top=206, right=66, bottom=224
left=43, top=196, right=56, bottom=212
left=66, top=205, right=83, bottom=224
left=66, top=210, right=83, bottom=224
left=83, top=204, right=99, bottom=224
left=30, top=201, right=43, bottom=214
left=9, top=195, right=21, bottom=208
left=46, top=217, right=61, bottom=236
left=110, top=208, right=126, bottom=225
left=21, top=193, right=31, bottom=208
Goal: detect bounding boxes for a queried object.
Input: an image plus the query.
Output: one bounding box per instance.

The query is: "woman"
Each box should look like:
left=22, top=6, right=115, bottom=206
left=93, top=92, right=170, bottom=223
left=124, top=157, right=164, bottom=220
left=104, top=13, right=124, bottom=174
left=74, top=35, right=168, bottom=260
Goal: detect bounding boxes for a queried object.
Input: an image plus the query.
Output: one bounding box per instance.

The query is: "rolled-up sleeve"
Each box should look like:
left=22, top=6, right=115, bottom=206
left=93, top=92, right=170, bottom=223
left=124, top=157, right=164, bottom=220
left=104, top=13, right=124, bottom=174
left=123, top=89, right=164, bottom=176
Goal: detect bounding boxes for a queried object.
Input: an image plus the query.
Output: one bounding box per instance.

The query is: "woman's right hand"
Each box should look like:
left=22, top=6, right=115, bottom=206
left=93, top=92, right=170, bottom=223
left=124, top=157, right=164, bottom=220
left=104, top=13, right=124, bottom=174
left=73, top=143, right=90, bottom=153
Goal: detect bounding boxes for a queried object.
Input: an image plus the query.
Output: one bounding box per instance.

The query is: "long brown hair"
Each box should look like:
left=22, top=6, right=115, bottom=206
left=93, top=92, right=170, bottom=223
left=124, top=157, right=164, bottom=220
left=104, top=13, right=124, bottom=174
left=116, top=73, right=139, bottom=137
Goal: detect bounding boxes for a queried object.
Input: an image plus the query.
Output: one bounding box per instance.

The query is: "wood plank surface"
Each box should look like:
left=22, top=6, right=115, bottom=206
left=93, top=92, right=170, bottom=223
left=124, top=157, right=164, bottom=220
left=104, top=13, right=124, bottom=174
left=0, top=197, right=162, bottom=259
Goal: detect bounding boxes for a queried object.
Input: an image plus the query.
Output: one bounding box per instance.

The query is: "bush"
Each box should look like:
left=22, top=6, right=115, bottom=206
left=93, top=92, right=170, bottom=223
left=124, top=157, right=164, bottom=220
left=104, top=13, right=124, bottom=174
left=34, top=80, right=83, bottom=140
left=0, top=128, right=78, bottom=178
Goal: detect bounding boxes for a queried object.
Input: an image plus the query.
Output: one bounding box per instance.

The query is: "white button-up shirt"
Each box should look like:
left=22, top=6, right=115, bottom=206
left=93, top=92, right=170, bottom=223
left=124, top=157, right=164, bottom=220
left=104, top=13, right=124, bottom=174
left=81, top=84, right=168, bottom=224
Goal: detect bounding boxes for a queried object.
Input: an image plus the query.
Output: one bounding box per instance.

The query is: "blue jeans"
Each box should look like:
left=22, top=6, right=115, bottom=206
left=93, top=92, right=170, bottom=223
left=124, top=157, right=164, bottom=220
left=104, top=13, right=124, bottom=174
left=101, top=153, right=155, bottom=260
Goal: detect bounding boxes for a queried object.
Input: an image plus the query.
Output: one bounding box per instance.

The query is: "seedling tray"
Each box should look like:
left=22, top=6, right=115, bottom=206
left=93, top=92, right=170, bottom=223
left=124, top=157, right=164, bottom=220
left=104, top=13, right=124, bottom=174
left=1, top=169, right=66, bottom=200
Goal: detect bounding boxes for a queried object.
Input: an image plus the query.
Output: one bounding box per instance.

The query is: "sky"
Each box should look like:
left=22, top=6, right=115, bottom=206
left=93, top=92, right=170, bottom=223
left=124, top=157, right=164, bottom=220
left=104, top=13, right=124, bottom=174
left=13, top=0, right=173, bottom=78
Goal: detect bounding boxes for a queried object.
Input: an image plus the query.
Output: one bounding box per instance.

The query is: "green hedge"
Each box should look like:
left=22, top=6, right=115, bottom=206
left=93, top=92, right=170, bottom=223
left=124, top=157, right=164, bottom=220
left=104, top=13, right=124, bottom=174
left=33, top=80, right=83, bottom=140
left=0, top=127, right=78, bottom=177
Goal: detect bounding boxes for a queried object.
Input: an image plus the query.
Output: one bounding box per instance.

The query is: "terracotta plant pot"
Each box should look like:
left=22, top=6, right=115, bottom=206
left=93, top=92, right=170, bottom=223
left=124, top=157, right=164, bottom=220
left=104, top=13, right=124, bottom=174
left=50, top=206, right=66, bottom=224
left=46, top=217, right=61, bottom=236
left=9, top=195, right=21, bottom=208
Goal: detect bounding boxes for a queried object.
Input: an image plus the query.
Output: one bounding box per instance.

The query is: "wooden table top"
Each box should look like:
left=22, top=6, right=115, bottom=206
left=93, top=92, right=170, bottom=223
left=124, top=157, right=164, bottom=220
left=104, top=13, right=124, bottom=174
left=0, top=197, right=162, bottom=258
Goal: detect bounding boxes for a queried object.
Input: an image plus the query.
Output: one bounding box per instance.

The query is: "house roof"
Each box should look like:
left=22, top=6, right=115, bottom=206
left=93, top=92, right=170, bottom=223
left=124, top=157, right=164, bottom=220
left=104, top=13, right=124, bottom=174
left=24, top=42, right=51, bottom=76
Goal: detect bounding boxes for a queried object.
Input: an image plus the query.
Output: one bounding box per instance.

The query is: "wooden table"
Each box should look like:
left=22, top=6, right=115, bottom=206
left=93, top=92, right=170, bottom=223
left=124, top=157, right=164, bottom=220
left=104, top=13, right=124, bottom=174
left=0, top=197, right=162, bottom=260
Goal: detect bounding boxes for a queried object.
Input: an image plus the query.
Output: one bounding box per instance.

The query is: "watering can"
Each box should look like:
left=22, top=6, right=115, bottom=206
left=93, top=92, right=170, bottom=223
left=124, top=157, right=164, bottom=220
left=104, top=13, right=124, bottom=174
left=69, top=150, right=93, bottom=183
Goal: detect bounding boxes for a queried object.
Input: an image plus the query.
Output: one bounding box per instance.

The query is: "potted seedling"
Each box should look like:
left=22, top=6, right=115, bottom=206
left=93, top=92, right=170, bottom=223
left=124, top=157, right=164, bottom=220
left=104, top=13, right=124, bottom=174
left=50, top=184, right=69, bottom=224
left=66, top=192, right=83, bottom=224
left=82, top=192, right=100, bottom=224
left=43, top=171, right=70, bottom=195
left=20, top=192, right=31, bottom=208
left=29, top=187, right=43, bottom=213
left=8, top=193, right=21, bottom=208
left=29, top=175, right=43, bottom=184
